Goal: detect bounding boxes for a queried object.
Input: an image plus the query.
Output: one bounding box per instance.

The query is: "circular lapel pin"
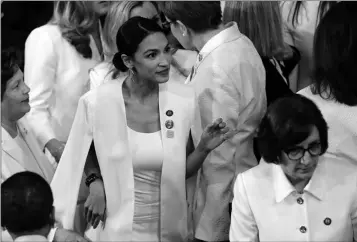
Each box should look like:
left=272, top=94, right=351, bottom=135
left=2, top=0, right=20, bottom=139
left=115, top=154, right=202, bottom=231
left=324, top=217, right=331, bottom=226
left=166, top=110, right=173, bottom=117
left=165, top=120, right=174, bottom=129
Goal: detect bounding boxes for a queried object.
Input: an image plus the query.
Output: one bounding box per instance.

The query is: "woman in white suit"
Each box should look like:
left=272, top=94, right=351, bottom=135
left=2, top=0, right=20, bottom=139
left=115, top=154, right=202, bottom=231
left=299, top=2, right=357, bottom=164
left=230, top=94, right=357, bottom=241
left=51, top=17, right=236, bottom=241
left=1, top=47, right=87, bottom=242
left=24, top=1, right=108, bottom=163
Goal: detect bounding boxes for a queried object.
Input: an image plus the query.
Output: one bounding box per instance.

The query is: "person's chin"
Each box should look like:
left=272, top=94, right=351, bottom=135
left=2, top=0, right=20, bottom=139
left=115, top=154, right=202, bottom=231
left=156, top=76, right=170, bottom=84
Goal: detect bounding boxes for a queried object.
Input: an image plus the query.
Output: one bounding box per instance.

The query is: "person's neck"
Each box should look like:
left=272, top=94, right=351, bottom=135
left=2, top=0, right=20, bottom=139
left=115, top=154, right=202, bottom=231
left=124, top=74, right=158, bottom=103
left=1, top=108, right=18, bottom=138
left=287, top=176, right=310, bottom=193
left=10, top=227, right=50, bottom=241
left=192, top=24, right=225, bottom=52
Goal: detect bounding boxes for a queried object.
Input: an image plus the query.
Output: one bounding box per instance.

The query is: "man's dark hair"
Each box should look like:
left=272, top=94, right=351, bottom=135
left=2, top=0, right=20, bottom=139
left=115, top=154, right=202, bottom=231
left=159, top=1, right=222, bottom=33
left=1, top=171, right=55, bottom=234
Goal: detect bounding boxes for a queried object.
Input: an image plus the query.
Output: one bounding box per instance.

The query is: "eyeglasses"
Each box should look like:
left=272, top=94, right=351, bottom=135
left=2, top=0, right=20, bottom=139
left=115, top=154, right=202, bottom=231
left=284, top=142, right=322, bottom=161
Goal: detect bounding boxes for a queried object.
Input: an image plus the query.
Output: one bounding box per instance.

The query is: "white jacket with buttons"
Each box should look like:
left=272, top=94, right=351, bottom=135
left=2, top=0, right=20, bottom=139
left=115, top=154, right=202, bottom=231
left=230, top=158, right=357, bottom=241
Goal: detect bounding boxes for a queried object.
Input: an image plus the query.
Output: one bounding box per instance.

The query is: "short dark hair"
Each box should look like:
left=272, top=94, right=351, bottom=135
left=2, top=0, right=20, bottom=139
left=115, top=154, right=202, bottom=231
left=1, top=47, right=23, bottom=100
left=257, top=94, right=328, bottom=164
left=1, top=171, right=54, bottom=234
left=112, top=16, right=165, bottom=73
left=159, top=1, right=222, bottom=33
left=311, top=2, right=357, bottom=106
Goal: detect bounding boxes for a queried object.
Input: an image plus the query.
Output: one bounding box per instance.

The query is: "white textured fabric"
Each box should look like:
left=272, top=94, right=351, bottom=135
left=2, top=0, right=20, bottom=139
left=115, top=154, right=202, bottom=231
left=187, top=22, right=266, bottom=241
left=230, top=158, right=357, bottom=241
left=299, top=87, right=357, bottom=164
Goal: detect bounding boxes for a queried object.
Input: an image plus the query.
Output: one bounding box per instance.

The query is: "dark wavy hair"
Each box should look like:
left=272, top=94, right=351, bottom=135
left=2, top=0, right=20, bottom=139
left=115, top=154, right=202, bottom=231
left=257, top=94, right=328, bottom=164
left=50, top=1, right=98, bottom=59
left=311, top=2, right=357, bottom=106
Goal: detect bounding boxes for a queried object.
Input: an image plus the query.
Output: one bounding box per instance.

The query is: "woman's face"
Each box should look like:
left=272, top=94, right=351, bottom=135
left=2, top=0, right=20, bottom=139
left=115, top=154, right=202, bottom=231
left=280, top=126, right=321, bottom=183
left=130, top=2, right=162, bottom=27
left=131, top=32, right=172, bottom=84
left=1, top=69, right=30, bottom=121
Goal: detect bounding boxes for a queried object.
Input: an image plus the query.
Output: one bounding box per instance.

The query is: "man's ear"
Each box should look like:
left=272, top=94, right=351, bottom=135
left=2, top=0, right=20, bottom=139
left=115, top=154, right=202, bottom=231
left=121, top=54, right=134, bottom=70
left=176, top=20, right=189, bottom=36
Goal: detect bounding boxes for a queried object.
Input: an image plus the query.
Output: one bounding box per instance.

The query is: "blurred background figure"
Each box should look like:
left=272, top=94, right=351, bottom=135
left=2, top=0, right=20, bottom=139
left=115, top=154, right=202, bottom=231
left=23, top=1, right=108, bottom=235
left=281, top=1, right=337, bottom=91
left=223, top=1, right=300, bottom=161
left=24, top=1, right=107, bottom=163
left=299, top=2, right=357, bottom=164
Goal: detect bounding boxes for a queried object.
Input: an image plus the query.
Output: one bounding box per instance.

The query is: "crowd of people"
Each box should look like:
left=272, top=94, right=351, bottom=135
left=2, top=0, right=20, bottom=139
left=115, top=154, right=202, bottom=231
left=1, top=1, right=357, bottom=242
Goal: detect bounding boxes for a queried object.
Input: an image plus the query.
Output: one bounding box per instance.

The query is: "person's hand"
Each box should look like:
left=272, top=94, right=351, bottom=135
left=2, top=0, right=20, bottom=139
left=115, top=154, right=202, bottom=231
left=197, top=118, right=238, bottom=153
left=84, top=179, right=106, bottom=229
left=45, top=139, right=66, bottom=163
left=53, top=228, right=89, bottom=242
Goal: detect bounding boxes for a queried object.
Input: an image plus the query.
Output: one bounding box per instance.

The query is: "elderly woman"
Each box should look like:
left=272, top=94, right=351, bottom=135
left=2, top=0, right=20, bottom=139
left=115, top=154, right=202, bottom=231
left=230, top=94, right=357, bottom=241
left=1, top=47, right=86, bottom=242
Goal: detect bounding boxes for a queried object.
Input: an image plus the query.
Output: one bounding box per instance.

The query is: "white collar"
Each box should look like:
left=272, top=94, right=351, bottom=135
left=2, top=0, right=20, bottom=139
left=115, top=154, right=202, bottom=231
left=272, top=160, right=327, bottom=203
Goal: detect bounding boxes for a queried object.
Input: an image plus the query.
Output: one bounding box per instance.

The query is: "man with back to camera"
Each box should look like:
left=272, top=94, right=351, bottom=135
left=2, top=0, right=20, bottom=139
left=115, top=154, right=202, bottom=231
left=1, top=171, right=88, bottom=242
left=160, top=2, right=267, bottom=241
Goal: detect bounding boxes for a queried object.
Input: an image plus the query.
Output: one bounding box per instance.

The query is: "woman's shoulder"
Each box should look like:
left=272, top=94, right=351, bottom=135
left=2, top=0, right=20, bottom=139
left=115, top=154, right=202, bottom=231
left=27, top=24, right=62, bottom=41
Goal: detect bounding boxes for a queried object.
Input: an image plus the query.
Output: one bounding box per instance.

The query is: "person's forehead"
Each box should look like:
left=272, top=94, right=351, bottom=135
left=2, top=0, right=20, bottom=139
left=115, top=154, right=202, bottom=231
left=130, top=2, right=158, bottom=19
left=136, top=32, right=168, bottom=52
left=7, top=69, right=23, bottom=85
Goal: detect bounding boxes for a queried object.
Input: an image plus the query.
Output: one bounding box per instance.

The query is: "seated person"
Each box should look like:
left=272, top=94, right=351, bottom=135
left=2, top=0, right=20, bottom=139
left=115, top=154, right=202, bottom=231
left=1, top=47, right=87, bottom=242
left=1, top=46, right=56, bottom=183
left=230, top=94, right=357, bottom=241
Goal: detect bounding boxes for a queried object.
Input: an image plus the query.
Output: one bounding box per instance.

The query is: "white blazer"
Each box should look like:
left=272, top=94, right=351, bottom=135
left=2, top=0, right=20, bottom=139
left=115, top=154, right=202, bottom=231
left=1, top=117, right=56, bottom=183
left=1, top=117, right=57, bottom=242
left=230, top=158, right=357, bottom=241
left=51, top=76, right=195, bottom=241
left=299, top=87, right=357, bottom=164
left=186, top=22, right=266, bottom=241
left=24, top=24, right=102, bottom=149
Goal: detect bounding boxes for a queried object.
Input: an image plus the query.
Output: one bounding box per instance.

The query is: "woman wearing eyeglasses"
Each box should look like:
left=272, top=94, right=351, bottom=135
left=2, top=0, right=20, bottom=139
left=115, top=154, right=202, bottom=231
left=230, top=94, right=357, bottom=241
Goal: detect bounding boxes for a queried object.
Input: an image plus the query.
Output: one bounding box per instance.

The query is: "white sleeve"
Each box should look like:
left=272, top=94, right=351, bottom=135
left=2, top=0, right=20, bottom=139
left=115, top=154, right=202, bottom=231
left=24, top=27, right=57, bottom=149
left=230, top=174, right=259, bottom=242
